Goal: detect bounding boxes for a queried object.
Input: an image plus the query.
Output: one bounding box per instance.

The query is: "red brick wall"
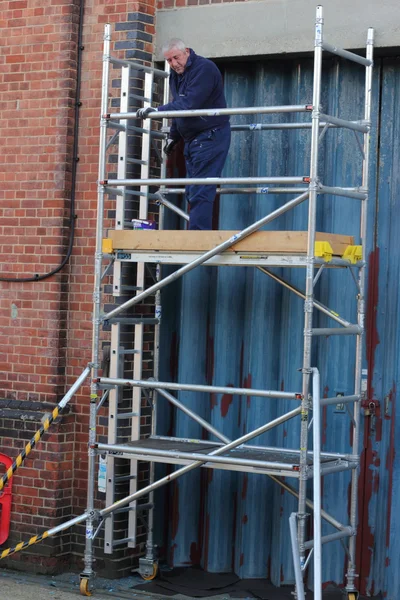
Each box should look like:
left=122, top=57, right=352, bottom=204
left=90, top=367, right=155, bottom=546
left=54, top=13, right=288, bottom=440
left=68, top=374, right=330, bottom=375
left=0, top=0, right=156, bottom=574
left=0, top=0, right=78, bottom=402
left=0, top=411, right=75, bottom=572
left=0, top=0, right=80, bottom=569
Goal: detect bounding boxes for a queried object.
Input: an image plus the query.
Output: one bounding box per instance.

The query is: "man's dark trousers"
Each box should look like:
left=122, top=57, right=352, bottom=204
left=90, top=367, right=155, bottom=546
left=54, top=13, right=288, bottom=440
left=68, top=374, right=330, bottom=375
left=184, top=123, right=231, bottom=230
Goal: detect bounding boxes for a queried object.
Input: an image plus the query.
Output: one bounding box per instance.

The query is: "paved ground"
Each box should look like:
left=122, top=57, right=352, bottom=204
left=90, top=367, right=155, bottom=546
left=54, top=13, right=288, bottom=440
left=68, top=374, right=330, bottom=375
left=0, top=570, right=246, bottom=600
left=0, top=569, right=154, bottom=600
left=0, top=568, right=379, bottom=600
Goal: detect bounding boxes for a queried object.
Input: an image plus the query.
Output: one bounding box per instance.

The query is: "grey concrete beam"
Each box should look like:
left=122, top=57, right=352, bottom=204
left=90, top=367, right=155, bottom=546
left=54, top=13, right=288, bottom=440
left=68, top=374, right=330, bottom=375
left=155, top=0, right=400, bottom=60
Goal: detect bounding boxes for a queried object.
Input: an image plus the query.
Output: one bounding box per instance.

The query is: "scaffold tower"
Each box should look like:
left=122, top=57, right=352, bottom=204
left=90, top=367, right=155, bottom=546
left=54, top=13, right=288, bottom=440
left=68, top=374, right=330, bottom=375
left=79, top=5, right=374, bottom=599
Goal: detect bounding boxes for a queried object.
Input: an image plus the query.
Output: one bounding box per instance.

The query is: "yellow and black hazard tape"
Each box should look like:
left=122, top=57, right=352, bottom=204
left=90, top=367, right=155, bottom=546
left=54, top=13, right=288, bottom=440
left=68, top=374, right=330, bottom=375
left=0, top=531, right=50, bottom=560
left=0, top=366, right=91, bottom=492
left=0, top=405, right=61, bottom=492
left=0, top=509, right=89, bottom=561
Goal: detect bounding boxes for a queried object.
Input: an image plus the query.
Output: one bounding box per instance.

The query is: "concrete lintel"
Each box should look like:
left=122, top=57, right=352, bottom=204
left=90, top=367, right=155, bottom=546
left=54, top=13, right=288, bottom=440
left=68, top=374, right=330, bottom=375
left=155, top=0, right=400, bottom=60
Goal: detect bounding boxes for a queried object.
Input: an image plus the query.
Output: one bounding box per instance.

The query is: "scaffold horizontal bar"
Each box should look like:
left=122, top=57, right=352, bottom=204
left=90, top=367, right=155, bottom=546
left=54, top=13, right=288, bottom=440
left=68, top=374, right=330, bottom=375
left=303, top=528, right=354, bottom=550
left=318, top=185, right=367, bottom=200
left=230, top=122, right=334, bottom=131
left=103, top=176, right=308, bottom=187
left=117, top=412, right=139, bottom=419
left=96, top=443, right=295, bottom=471
left=136, top=502, right=153, bottom=512
left=105, top=318, right=159, bottom=325
left=319, top=113, right=369, bottom=133
left=320, top=395, right=360, bottom=407
left=107, top=120, right=165, bottom=138
left=319, top=462, right=358, bottom=475
left=108, top=105, right=312, bottom=120
left=104, top=187, right=159, bottom=200
left=322, top=42, right=373, bottom=66
left=107, top=55, right=169, bottom=78
left=118, top=285, right=143, bottom=291
left=129, top=93, right=150, bottom=103
left=158, top=187, right=309, bottom=195
left=126, top=157, right=148, bottom=165
left=314, top=257, right=364, bottom=268
left=311, top=326, right=362, bottom=336
left=112, top=502, right=153, bottom=514
left=99, top=377, right=300, bottom=399
left=115, top=474, right=137, bottom=482
left=112, top=536, right=135, bottom=547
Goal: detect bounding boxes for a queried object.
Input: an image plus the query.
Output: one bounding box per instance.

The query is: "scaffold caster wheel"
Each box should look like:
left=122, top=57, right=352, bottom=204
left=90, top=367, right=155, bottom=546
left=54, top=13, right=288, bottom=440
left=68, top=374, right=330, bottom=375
left=80, top=577, right=92, bottom=596
left=141, top=562, right=158, bottom=581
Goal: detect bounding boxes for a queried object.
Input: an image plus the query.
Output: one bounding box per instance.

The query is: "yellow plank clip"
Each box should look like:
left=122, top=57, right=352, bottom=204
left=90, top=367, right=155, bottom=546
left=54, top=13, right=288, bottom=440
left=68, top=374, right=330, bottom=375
left=314, top=241, right=333, bottom=262
left=102, top=238, right=113, bottom=253
left=342, top=245, right=362, bottom=264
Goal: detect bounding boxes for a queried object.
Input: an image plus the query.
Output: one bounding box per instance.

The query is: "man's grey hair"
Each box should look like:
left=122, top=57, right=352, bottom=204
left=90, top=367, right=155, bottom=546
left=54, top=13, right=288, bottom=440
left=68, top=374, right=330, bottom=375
left=161, top=38, right=187, bottom=54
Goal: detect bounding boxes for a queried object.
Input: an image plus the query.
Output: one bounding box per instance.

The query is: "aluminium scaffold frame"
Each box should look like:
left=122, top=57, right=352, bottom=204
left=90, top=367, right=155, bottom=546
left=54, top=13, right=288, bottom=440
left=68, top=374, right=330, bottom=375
left=79, top=6, right=374, bottom=599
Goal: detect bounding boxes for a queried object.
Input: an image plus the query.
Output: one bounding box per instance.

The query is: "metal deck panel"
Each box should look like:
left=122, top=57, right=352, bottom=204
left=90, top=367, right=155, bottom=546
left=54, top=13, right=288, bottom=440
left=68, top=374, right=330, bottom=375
left=98, top=437, right=356, bottom=479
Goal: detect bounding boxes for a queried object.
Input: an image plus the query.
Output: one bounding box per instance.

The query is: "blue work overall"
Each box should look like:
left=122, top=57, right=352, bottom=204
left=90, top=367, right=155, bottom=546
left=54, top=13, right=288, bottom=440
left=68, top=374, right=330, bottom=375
left=184, top=122, right=231, bottom=230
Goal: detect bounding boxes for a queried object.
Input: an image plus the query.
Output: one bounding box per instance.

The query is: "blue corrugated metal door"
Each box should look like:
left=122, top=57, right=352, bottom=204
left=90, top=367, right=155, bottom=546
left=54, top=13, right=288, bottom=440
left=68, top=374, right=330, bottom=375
left=158, top=55, right=400, bottom=599
left=355, top=58, right=400, bottom=600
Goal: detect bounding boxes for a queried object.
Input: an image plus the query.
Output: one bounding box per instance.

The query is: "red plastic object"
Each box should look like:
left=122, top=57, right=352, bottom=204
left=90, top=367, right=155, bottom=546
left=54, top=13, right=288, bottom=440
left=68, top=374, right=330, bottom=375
left=0, top=453, right=13, bottom=545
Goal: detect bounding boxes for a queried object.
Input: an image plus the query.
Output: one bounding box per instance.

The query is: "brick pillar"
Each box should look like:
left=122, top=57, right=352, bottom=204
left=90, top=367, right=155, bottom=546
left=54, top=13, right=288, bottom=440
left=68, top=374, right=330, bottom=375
left=68, top=0, right=157, bottom=578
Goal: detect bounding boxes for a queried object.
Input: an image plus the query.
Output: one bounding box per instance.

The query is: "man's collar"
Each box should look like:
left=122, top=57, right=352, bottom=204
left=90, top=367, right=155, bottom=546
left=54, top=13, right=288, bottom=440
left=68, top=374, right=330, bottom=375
left=186, top=49, right=194, bottom=69
left=179, top=49, right=194, bottom=75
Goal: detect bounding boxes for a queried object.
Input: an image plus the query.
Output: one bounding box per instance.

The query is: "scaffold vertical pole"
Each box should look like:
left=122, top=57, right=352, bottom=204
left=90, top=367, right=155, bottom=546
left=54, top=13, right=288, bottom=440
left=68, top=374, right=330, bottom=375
left=140, top=61, right=171, bottom=578
left=346, top=25, right=374, bottom=595
left=81, top=22, right=111, bottom=589
left=312, top=368, right=322, bottom=600
left=297, top=5, right=323, bottom=584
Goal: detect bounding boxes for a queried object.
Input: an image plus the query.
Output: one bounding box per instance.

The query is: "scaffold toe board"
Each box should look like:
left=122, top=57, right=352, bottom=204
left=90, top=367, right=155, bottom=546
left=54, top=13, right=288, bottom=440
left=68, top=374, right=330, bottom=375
left=103, top=230, right=358, bottom=267
left=105, top=230, right=354, bottom=254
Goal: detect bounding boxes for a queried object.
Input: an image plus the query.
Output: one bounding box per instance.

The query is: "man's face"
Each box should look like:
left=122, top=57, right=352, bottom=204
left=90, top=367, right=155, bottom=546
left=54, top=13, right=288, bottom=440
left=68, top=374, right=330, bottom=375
left=164, top=47, right=190, bottom=74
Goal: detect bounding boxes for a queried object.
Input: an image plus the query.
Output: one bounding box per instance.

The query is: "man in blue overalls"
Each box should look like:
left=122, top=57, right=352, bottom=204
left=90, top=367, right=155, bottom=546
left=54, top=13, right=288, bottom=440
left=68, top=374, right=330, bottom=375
left=137, top=39, right=231, bottom=230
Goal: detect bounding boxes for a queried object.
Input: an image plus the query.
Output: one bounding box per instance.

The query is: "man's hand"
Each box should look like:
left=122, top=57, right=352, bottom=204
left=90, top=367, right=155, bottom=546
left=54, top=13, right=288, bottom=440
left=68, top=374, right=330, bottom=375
left=164, top=138, right=178, bottom=156
left=136, top=106, right=156, bottom=119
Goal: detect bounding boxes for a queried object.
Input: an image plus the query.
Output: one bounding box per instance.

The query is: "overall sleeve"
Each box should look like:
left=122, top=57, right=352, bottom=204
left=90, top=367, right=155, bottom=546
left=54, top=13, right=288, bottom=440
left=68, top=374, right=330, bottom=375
left=169, top=119, right=181, bottom=142
left=158, top=62, right=218, bottom=112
